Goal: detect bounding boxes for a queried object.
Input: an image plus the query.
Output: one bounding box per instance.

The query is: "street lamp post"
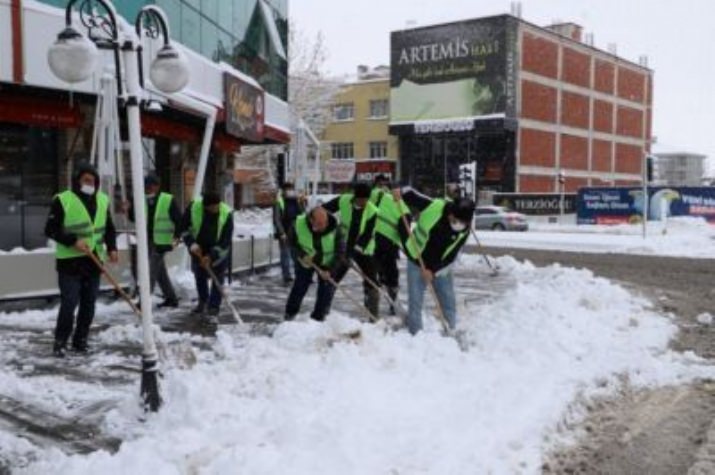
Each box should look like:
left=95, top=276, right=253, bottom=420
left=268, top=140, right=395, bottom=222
left=558, top=169, right=566, bottom=223
left=48, top=0, right=189, bottom=412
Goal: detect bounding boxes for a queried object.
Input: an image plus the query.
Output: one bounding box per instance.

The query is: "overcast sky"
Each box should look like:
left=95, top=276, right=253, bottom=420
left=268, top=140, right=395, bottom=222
left=292, top=0, right=715, bottom=174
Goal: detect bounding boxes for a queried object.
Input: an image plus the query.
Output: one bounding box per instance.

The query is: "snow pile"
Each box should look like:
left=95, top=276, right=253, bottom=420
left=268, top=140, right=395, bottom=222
left=234, top=207, right=273, bottom=238
left=478, top=217, right=715, bottom=258
left=12, top=255, right=714, bottom=474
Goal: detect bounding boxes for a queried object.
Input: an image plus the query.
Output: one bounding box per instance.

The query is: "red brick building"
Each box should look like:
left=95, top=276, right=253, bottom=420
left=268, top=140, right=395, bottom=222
left=518, top=22, right=653, bottom=192
left=389, top=15, right=653, bottom=195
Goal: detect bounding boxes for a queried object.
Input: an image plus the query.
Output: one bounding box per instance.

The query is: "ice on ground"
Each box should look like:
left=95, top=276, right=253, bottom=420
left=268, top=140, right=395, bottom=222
left=696, top=313, right=714, bottom=325
left=3, top=255, right=714, bottom=474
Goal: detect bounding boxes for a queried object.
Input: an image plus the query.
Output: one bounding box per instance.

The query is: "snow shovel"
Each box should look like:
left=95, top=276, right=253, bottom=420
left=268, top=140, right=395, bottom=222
left=197, top=255, right=244, bottom=325
left=85, top=249, right=141, bottom=318
left=470, top=228, right=499, bottom=277
left=347, top=259, right=406, bottom=322
left=395, top=201, right=453, bottom=336
left=309, top=262, right=379, bottom=323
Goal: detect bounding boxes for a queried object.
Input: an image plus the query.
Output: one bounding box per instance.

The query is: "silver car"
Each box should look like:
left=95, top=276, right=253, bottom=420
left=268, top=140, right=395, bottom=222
left=474, top=206, right=529, bottom=231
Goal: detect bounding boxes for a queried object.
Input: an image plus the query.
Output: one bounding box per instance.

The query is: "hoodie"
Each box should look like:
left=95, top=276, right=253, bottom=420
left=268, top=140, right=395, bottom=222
left=44, top=163, right=118, bottom=275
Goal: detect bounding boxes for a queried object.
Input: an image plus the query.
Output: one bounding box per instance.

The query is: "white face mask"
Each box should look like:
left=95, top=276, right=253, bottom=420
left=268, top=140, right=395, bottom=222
left=146, top=193, right=157, bottom=199
left=450, top=221, right=467, bottom=232
left=285, top=190, right=296, bottom=198
left=80, top=184, right=96, bottom=196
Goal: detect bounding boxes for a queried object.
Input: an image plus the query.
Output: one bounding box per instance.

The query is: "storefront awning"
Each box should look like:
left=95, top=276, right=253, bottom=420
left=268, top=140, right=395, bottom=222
left=0, top=91, right=82, bottom=128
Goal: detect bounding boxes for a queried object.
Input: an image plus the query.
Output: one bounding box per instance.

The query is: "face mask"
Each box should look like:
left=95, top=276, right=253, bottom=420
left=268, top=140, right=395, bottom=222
left=353, top=204, right=364, bottom=210
left=450, top=221, right=467, bottom=232
left=285, top=190, right=296, bottom=198
left=80, top=184, right=95, bottom=195
left=146, top=193, right=156, bottom=199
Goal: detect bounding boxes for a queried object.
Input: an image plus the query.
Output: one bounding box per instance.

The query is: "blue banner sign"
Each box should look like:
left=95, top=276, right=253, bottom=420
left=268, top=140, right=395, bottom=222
left=577, top=187, right=715, bottom=225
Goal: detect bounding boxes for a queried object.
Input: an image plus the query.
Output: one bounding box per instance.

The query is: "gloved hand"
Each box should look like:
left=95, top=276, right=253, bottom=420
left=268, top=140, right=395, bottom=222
left=190, top=243, right=202, bottom=256
left=300, top=254, right=314, bottom=268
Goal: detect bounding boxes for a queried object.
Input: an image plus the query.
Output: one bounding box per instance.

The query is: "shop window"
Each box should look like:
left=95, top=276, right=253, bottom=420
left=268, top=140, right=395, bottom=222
left=333, top=103, right=354, bottom=122
left=369, top=141, right=387, bottom=159
left=331, top=143, right=354, bottom=160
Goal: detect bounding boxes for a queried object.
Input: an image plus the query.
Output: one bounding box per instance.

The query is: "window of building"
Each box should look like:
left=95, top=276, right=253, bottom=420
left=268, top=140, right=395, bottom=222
left=369, top=99, right=389, bottom=118
left=369, top=141, right=388, bottom=159
left=333, top=103, right=354, bottom=122
left=331, top=143, right=354, bottom=159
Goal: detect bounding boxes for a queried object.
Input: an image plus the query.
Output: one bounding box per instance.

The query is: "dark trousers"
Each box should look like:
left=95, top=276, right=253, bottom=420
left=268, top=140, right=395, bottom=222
left=285, top=262, right=335, bottom=321
left=55, top=271, right=100, bottom=346
left=375, top=234, right=399, bottom=289
left=192, top=259, right=228, bottom=310
left=149, top=249, right=178, bottom=302
left=333, top=252, right=380, bottom=317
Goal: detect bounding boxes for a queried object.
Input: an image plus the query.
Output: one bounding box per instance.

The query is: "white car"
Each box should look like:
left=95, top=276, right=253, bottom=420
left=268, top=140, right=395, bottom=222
left=474, top=206, right=529, bottom=231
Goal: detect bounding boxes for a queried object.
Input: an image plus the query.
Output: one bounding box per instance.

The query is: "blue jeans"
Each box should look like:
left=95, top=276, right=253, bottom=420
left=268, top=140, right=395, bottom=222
left=406, top=259, right=456, bottom=334
left=55, top=271, right=100, bottom=345
left=279, top=239, right=295, bottom=280
left=284, top=262, right=335, bottom=321
left=191, top=259, right=228, bottom=310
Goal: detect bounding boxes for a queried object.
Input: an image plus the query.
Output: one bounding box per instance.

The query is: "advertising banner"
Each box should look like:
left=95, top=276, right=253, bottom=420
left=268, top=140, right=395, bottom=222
left=355, top=160, right=396, bottom=183
left=324, top=160, right=356, bottom=183
left=493, top=193, right=577, bottom=215
left=577, top=187, right=715, bottom=224
left=390, top=15, right=516, bottom=123
left=224, top=73, right=265, bottom=142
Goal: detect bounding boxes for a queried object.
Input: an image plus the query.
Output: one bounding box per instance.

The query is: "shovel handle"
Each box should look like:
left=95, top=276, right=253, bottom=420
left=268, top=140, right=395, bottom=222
left=84, top=249, right=141, bottom=318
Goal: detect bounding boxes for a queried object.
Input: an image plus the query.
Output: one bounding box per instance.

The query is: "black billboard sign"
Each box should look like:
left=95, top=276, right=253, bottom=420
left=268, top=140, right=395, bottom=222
left=390, top=15, right=517, bottom=123
left=224, top=72, right=265, bottom=142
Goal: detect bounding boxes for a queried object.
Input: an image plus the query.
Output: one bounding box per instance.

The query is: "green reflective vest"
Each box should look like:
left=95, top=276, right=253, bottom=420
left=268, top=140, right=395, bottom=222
left=338, top=193, right=378, bottom=255
left=149, top=192, right=175, bottom=246
left=190, top=199, right=232, bottom=242
left=276, top=192, right=285, bottom=212
left=295, top=214, right=337, bottom=268
left=405, top=199, right=469, bottom=262
left=374, top=193, right=409, bottom=246
left=55, top=190, right=110, bottom=260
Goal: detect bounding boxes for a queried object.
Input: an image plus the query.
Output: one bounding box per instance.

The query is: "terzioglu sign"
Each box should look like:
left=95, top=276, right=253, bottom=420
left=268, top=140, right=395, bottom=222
left=224, top=73, right=265, bottom=143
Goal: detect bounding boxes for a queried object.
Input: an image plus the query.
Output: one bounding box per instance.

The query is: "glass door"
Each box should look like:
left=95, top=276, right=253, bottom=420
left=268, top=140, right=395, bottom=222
left=0, top=127, right=25, bottom=250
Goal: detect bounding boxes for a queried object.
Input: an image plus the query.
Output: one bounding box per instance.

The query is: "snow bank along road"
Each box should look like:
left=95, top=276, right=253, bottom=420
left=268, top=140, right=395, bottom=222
left=479, top=245, right=715, bottom=473
left=0, top=252, right=713, bottom=474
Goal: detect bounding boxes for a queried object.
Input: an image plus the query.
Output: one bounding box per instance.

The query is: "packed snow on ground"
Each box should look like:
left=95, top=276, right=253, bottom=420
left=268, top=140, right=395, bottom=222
left=477, top=216, right=715, bottom=258
left=2, top=254, right=714, bottom=474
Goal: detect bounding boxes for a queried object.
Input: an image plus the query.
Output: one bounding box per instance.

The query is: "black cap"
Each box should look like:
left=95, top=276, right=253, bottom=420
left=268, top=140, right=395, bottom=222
left=203, top=192, right=221, bottom=206
left=353, top=182, right=371, bottom=199
left=282, top=182, right=295, bottom=190
left=449, top=197, right=475, bottom=223
left=144, top=174, right=160, bottom=187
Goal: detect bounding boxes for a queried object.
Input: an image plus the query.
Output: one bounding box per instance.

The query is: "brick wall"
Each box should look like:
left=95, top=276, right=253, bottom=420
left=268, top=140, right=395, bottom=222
left=519, top=174, right=554, bottom=192
left=561, top=91, right=589, bottom=129
left=519, top=128, right=555, bottom=167
left=522, top=33, right=558, bottom=79
left=521, top=80, right=557, bottom=122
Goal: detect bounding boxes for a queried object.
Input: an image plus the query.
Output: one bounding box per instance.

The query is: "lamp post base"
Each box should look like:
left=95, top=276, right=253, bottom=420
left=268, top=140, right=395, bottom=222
left=140, top=354, right=162, bottom=412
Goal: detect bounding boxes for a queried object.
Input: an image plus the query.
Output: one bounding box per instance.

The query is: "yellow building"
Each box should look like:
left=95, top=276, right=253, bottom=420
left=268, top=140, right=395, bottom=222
left=322, top=66, right=399, bottom=187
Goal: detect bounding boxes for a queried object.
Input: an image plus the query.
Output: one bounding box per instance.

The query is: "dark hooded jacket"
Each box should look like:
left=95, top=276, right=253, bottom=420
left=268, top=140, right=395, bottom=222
left=44, top=163, right=118, bottom=275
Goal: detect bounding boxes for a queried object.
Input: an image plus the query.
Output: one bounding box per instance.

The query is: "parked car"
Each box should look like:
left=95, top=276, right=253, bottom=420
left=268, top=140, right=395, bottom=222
left=473, top=206, right=529, bottom=231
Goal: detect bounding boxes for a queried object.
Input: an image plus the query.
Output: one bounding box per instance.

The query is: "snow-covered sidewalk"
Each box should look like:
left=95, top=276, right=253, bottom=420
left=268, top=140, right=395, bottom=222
left=1, top=255, right=713, bottom=474
left=476, top=217, right=715, bottom=258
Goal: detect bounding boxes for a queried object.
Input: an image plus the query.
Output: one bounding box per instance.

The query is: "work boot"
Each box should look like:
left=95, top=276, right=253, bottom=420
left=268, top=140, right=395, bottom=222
left=158, top=298, right=179, bottom=309
left=52, top=341, right=66, bottom=358
left=203, top=307, right=220, bottom=326
left=191, top=302, right=206, bottom=315
left=71, top=339, right=89, bottom=354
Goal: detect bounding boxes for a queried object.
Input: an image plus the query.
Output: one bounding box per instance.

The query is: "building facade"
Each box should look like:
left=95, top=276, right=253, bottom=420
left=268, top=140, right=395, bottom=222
left=321, top=66, right=398, bottom=190
left=0, top=0, right=290, bottom=250
left=389, top=15, right=653, bottom=196
left=653, top=152, right=707, bottom=186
